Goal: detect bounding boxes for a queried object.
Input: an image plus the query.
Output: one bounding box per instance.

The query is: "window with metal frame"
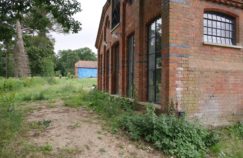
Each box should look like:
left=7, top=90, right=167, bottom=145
left=112, top=44, right=119, bottom=94
left=204, top=11, right=236, bottom=45
left=105, top=50, right=110, bottom=92
left=127, top=34, right=135, bottom=98
left=148, top=18, right=162, bottom=104
left=112, top=0, right=120, bottom=28
left=100, top=54, right=103, bottom=90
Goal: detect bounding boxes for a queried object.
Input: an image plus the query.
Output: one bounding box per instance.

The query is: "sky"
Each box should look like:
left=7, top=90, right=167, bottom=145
left=51, top=0, right=106, bottom=54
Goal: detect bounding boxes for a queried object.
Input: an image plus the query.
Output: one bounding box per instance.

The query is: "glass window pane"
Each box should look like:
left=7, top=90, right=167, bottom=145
left=208, top=20, right=212, bottom=27
left=148, top=18, right=162, bottom=103
left=217, top=16, right=221, bottom=21
left=208, top=14, right=212, bottom=19
left=149, top=38, right=155, bottom=54
left=155, top=68, right=161, bottom=103
left=203, top=12, right=235, bottom=45
left=226, top=23, right=229, bottom=30
left=204, top=35, right=208, bottom=42
left=208, top=28, right=212, bottom=35
left=149, top=23, right=156, bottom=37
left=217, top=22, right=221, bottom=29
left=217, top=30, right=221, bottom=36
left=221, top=23, right=226, bottom=29
left=212, top=29, right=217, bottom=36
left=204, top=13, right=208, bottom=18
left=127, top=35, right=135, bottom=98
left=148, top=84, right=155, bottom=102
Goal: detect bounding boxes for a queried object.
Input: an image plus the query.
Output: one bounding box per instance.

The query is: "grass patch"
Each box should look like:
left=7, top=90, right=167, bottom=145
left=84, top=90, right=220, bottom=158
left=209, top=123, right=243, bottom=158
left=0, top=77, right=96, bottom=158
left=29, top=120, right=52, bottom=130
left=0, top=77, right=242, bottom=158
left=120, top=106, right=219, bottom=158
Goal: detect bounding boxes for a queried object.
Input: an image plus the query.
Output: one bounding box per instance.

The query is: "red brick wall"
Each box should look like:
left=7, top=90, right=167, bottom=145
left=96, top=0, right=243, bottom=126
left=97, top=0, right=162, bottom=98
left=167, top=0, right=243, bottom=126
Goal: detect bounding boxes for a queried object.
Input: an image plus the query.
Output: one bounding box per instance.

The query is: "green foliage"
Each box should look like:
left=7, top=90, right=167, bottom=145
left=85, top=90, right=219, bottom=158
left=119, top=106, right=219, bottom=158
left=24, top=35, right=55, bottom=76
left=39, top=144, right=53, bottom=153
left=41, top=57, right=55, bottom=76
left=0, top=0, right=82, bottom=77
left=0, top=47, right=4, bottom=76
left=64, top=94, right=86, bottom=108
left=56, top=47, right=97, bottom=75
left=209, top=122, right=243, bottom=158
left=0, top=93, right=22, bottom=154
left=29, top=120, right=52, bottom=130
left=232, top=122, right=243, bottom=138
left=0, top=77, right=96, bottom=157
left=32, top=91, right=47, bottom=101
left=0, top=77, right=51, bottom=92
left=0, top=0, right=82, bottom=41
left=0, top=42, right=15, bottom=77
left=85, top=90, right=134, bottom=118
left=0, top=78, right=25, bottom=92
left=44, top=77, right=57, bottom=85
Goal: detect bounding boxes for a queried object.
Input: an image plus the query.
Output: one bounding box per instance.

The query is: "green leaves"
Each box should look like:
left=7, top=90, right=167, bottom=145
left=85, top=90, right=220, bottom=158
left=56, top=48, right=97, bottom=76
left=120, top=107, right=219, bottom=158
left=24, top=35, right=55, bottom=76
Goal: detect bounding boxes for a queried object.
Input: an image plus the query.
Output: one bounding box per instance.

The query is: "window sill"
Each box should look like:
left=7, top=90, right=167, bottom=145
left=109, top=94, right=161, bottom=110
left=138, top=101, right=161, bottom=110
left=203, top=42, right=243, bottom=49
left=111, top=23, right=120, bottom=33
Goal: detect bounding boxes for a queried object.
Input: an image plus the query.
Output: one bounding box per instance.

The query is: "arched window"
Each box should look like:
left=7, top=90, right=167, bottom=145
left=204, top=12, right=236, bottom=45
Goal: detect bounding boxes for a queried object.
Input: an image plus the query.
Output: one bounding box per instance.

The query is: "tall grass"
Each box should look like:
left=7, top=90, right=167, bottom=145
left=0, top=92, right=23, bottom=156
left=0, top=77, right=96, bottom=157
left=82, top=90, right=220, bottom=158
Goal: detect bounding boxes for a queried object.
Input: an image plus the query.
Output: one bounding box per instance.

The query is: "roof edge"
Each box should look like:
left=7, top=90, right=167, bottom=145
left=205, top=0, right=243, bottom=9
left=95, top=0, right=111, bottom=49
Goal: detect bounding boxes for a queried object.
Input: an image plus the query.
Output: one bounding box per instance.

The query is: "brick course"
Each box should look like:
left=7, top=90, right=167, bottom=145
left=95, top=0, right=243, bottom=126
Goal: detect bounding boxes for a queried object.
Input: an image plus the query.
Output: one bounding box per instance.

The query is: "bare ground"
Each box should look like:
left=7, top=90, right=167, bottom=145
left=26, top=100, right=165, bottom=158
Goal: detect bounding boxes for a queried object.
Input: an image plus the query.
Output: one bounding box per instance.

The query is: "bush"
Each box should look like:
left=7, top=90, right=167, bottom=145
left=41, top=57, right=55, bottom=77
left=0, top=93, right=22, bottom=153
left=229, top=122, right=243, bottom=139
left=86, top=90, right=219, bottom=158
left=0, top=78, right=24, bottom=92
left=119, top=106, right=219, bottom=158
left=85, top=90, right=134, bottom=118
left=32, top=91, right=47, bottom=101
left=0, top=77, right=49, bottom=93
left=44, top=77, right=57, bottom=85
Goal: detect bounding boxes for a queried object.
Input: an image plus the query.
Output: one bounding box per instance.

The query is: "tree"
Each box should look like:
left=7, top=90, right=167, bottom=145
left=56, top=48, right=97, bottom=76
left=0, top=45, right=4, bottom=77
left=0, top=41, right=15, bottom=77
left=24, top=35, right=55, bottom=76
left=0, top=0, right=82, bottom=77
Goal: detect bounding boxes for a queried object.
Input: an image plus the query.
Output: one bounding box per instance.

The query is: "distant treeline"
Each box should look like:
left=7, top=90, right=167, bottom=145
left=0, top=36, right=97, bottom=77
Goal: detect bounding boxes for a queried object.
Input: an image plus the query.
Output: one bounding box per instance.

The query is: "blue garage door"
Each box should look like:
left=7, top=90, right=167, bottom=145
left=78, top=68, right=97, bottom=79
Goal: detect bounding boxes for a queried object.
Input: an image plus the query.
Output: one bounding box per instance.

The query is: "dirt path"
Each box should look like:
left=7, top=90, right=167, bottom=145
left=26, top=101, right=164, bottom=158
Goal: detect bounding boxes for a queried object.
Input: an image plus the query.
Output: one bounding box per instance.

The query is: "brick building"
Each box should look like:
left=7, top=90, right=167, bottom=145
left=95, top=0, right=243, bottom=126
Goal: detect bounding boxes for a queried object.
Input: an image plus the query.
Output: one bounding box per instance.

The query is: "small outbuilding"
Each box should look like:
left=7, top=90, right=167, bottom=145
left=75, top=61, right=98, bottom=79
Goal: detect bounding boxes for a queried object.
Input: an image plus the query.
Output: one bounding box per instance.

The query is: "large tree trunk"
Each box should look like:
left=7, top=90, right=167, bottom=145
left=14, top=19, right=30, bottom=77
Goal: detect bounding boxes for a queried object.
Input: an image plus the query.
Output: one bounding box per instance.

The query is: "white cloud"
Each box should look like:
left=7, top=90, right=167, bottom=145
left=52, top=0, right=106, bottom=54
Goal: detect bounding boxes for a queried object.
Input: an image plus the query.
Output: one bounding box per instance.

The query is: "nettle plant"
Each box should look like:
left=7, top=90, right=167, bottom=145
left=120, top=106, right=219, bottom=158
